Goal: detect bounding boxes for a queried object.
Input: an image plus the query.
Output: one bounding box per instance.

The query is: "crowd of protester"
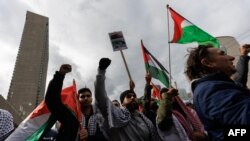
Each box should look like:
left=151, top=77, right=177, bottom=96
left=1, top=44, right=250, bottom=141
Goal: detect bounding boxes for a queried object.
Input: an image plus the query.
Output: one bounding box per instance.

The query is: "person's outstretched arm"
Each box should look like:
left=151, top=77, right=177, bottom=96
left=234, top=44, right=250, bottom=88
left=45, top=65, right=69, bottom=114
left=95, top=58, right=130, bottom=129
left=143, top=73, right=152, bottom=112
left=94, top=58, right=111, bottom=116
left=45, top=64, right=73, bottom=118
left=156, top=88, right=178, bottom=131
left=45, top=64, right=79, bottom=141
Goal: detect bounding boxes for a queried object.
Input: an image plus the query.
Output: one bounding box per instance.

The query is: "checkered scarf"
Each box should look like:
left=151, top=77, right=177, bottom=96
left=82, top=114, right=97, bottom=136
left=0, top=109, right=14, bottom=139
left=174, top=96, right=204, bottom=132
left=172, top=110, right=193, bottom=140
left=157, top=114, right=190, bottom=141
left=81, top=105, right=108, bottom=138
left=108, top=104, right=161, bottom=141
left=171, top=96, right=205, bottom=140
left=137, top=112, right=162, bottom=141
left=100, top=98, right=161, bottom=141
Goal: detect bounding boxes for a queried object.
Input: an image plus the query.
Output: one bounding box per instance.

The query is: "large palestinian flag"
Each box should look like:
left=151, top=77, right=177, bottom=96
left=168, top=7, right=220, bottom=48
left=6, top=81, right=81, bottom=141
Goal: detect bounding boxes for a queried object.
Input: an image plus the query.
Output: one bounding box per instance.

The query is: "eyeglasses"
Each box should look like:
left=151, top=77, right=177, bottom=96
left=126, top=93, right=136, bottom=99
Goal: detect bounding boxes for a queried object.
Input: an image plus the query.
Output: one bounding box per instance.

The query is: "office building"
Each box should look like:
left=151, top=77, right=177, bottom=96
left=7, top=11, right=49, bottom=119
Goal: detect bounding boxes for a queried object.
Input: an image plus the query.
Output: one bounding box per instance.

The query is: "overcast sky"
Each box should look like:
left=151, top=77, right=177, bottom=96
left=1, top=0, right=250, bottom=101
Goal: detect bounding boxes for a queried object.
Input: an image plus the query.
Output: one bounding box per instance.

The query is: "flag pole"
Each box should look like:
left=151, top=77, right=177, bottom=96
left=120, top=49, right=132, bottom=81
left=166, top=4, right=172, bottom=88
left=73, top=79, right=82, bottom=130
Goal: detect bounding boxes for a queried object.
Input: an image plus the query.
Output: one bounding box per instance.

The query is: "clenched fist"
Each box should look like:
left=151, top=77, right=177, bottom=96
left=99, top=58, right=111, bottom=70
left=59, top=64, right=72, bottom=74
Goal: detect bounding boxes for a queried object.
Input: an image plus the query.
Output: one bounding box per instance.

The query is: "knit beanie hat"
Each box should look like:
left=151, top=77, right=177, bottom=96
left=120, top=90, right=136, bottom=103
left=0, top=109, right=14, bottom=139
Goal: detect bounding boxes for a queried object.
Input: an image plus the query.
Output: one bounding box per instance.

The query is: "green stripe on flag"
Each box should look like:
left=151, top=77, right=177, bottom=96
left=25, top=115, right=55, bottom=141
left=146, top=64, right=170, bottom=87
left=168, top=7, right=220, bottom=48
left=178, top=25, right=220, bottom=48
left=141, top=40, right=170, bottom=88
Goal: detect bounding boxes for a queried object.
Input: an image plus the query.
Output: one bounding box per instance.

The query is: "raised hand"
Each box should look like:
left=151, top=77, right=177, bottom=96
left=162, top=88, right=178, bottom=99
left=59, top=64, right=72, bottom=74
left=240, top=44, right=250, bottom=56
left=99, top=58, right=111, bottom=70
left=145, top=72, right=152, bottom=85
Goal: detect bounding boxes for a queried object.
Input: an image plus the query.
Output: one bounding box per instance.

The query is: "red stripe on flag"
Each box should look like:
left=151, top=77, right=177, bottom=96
left=29, top=101, right=50, bottom=119
left=151, top=83, right=161, bottom=100
left=141, top=40, right=150, bottom=63
left=61, top=80, right=82, bottom=123
left=30, top=81, right=82, bottom=123
left=168, top=8, right=184, bottom=42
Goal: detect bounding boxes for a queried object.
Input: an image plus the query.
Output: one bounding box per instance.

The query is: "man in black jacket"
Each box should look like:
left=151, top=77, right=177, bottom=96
left=45, top=64, right=79, bottom=141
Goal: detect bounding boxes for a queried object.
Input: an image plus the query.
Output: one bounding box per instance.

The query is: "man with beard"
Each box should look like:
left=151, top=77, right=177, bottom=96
left=94, top=58, right=162, bottom=141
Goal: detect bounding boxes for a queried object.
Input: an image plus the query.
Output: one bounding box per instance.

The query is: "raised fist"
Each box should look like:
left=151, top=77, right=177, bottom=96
left=240, top=44, right=250, bottom=56
left=145, top=72, right=152, bottom=85
left=59, top=64, right=72, bottom=74
left=99, top=58, right=111, bottom=70
left=161, top=88, right=178, bottom=99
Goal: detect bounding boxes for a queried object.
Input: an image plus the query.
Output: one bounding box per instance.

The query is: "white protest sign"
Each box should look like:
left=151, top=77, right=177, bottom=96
left=109, top=31, right=127, bottom=51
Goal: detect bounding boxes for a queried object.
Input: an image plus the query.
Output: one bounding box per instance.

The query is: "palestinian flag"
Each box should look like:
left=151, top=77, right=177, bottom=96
left=151, top=82, right=161, bottom=100
left=151, top=82, right=161, bottom=106
left=6, top=81, right=81, bottom=141
left=141, top=40, right=170, bottom=87
left=168, top=7, right=220, bottom=48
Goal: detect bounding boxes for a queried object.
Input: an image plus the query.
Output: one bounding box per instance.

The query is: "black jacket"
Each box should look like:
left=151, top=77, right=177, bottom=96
left=45, top=71, right=79, bottom=141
